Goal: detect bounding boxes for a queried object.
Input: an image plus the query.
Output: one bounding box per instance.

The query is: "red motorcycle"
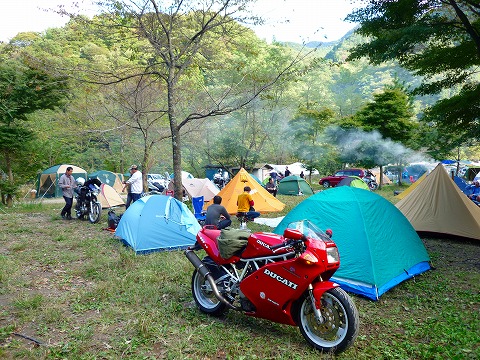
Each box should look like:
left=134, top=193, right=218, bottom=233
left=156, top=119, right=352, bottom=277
left=185, top=220, right=359, bottom=354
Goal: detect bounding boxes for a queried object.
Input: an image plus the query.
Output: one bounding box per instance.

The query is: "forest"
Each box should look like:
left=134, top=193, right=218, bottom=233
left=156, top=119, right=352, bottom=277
left=1, top=0, right=479, bottom=204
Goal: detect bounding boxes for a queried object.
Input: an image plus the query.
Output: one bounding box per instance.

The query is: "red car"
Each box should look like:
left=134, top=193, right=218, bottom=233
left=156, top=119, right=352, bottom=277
left=319, top=168, right=367, bottom=188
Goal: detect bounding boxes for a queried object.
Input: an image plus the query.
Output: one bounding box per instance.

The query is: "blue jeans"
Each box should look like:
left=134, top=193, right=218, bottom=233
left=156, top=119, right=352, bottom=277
left=61, top=196, right=73, bottom=217
left=237, top=211, right=260, bottom=221
left=217, top=218, right=232, bottom=229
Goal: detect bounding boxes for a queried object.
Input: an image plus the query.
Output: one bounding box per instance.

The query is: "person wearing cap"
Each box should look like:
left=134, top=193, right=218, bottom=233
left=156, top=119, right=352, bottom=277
left=122, top=165, right=143, bottom=208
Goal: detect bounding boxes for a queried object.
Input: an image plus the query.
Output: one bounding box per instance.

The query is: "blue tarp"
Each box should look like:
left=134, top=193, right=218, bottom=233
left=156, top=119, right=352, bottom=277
left=274, top=187, right=431, bottom=300
left=115, top=195, right=201, bottom=254
left=454, top=176, right=470, bottom=194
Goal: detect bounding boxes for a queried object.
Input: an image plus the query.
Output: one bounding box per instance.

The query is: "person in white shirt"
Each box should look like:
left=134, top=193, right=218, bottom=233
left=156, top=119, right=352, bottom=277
left=122, top=165, right=143, bottom=208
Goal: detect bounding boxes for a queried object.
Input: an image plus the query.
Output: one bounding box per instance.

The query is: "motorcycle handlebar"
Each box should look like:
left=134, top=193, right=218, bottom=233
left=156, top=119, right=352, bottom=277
left=270, top=238, right=304, bottom=251
left=270, top=242, right=287, bottom=250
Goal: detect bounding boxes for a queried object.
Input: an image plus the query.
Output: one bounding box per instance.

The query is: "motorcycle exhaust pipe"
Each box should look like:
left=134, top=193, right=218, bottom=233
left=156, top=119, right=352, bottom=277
left=185, top=249, right=239, bottom=311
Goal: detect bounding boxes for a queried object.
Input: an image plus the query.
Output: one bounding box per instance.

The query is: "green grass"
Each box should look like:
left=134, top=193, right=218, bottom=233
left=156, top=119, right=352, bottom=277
left=0, top=191, right=478, bottom=359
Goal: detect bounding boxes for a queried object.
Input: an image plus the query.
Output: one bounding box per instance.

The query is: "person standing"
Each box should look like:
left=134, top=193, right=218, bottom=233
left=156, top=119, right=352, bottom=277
left=284, top=166, right=291, bottom=177
left=205, top=195, right=232, bottom=229
left=58, top=166, right=77, bottom=220
left=237, top=186, right=260, bottom=221
left=123, top=165, right=143, bottom=208
left=122, top=168, right=134, bottom=209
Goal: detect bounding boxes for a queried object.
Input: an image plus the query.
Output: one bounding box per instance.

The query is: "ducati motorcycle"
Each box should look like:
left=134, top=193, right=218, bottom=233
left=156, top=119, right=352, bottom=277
left=185, top=220, right=359, bottom=354
left=74, top=178, right=102, bottom=224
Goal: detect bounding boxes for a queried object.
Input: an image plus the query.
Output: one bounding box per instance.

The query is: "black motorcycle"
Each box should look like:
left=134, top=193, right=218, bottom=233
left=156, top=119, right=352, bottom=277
left=74, top=178, right=102, bottom=223
left=363, top=170, right=379, bottom=191
left=213, top=169, right=229, bottom=189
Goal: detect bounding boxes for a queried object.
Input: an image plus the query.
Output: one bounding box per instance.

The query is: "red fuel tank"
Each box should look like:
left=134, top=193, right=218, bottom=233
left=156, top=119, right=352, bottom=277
left=241, top=232, right=288, bottom=258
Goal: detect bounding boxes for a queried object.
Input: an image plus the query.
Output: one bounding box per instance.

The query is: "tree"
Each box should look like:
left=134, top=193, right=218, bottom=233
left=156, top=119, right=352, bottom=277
left=352, top=83, right=417, bottom=186
left=0, top=45, right=69, bottom=205
left=289, top=107, right=340, bottom=180
left=83, top=0, right=309, bottom=200
left=346, top=0, right=480, bottom=151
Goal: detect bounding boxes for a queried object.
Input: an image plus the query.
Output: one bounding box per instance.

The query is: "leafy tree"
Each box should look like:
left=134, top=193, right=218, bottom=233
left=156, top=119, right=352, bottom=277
left=353, top=83, right=417, bottom=145
left=346, top=0, right=480, bottom=151
left=82, top=0, right=309, bottom=200
left=0, top=46, right=68, bottom=205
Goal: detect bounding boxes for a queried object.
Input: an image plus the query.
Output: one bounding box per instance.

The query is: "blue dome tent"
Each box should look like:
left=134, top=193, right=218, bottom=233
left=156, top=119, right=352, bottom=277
left=274, top=187, right=430, bottom=300
left=115, top=195, right=201, bottom=254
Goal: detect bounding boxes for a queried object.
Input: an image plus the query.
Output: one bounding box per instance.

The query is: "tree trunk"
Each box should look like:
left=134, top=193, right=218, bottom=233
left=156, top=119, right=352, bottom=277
left=378, top=164, right=383, bottom=190
left=171, top=126, right=182, bottom=201
left=5, top=152, right=13, bottom=207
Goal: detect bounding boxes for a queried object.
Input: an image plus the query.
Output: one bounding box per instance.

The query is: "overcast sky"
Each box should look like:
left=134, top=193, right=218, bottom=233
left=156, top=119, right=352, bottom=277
left=0, top=0, right=360, bottom=43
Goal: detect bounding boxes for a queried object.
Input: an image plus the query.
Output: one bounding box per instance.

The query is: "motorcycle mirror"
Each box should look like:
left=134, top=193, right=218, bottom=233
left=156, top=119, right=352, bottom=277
left=325, top=229, right=333, bottom=238
left=283, top=228, right=303, bottom=240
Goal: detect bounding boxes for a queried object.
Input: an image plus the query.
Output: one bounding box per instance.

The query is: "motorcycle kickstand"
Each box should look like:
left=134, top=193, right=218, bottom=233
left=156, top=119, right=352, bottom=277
left=307, top=284, right=324, bottom=323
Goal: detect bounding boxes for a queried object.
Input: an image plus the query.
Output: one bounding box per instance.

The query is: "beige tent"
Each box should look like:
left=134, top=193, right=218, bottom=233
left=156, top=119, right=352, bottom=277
left=205, top=168, right=285, bottom=214
left=98, top=184, right=125, bottom=209
left=182, top=178, right=219, bottom=202
left=167, top=178, right=219, bottom=201
left=370, top=168, right=392, bottom=185
left=396, top=163, right=480, bottom=241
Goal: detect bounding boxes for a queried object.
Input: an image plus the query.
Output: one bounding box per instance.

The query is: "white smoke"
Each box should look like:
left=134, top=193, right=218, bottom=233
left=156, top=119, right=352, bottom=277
left=324, top=126, right=433, bottom=165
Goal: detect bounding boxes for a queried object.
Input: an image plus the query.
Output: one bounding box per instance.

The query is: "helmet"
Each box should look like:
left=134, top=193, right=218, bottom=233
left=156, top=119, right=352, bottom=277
left=76, top=177, right=85, bottom=186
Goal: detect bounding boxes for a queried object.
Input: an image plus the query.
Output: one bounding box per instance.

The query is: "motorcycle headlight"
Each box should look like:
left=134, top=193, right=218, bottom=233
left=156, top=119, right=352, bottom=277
left=326, top=247, right=340, bottom=264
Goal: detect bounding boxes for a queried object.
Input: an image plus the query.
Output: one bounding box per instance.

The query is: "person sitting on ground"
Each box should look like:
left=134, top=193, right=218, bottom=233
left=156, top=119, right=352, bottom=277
left=300, top=171, right=305, bottom=179
left=237, top=186, right=261, bottom=221
left=468, top=180, right=480, bottom=202
left=265, top=177, right=277, bottom=197
left=205, top=195, right=232, bottom=229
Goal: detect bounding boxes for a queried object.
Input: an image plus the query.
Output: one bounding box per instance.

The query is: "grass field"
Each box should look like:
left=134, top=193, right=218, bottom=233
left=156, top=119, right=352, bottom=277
left=0, top=184, right=479, bottom=359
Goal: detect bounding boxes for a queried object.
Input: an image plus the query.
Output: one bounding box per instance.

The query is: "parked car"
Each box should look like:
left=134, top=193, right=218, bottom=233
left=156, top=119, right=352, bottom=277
left=319, top=168, right=367, bottom=188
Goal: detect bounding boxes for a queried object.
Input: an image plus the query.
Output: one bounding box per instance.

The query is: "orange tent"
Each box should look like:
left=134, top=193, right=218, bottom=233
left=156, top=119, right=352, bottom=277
left=205, top=168, right=285, bottom=214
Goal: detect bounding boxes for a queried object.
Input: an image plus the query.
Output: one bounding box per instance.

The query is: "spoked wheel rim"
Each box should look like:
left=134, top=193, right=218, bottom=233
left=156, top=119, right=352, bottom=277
left=300, top=291, right=348, bottom=348
left=89, top=203, right=101, bottom=223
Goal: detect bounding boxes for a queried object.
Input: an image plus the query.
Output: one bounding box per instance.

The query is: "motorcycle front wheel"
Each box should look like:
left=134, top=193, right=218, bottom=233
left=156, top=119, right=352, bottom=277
left=296, top=287, right=359, bottom=354
left=88, top=202, right=102, bottom=223
left=368, top=182, right=378, bottom=191
left=191, top=270, right=228, bottom=316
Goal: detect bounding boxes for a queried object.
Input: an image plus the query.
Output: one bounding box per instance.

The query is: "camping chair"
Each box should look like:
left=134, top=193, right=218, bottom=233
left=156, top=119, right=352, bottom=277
left=236, top=212, right=253, bottom=230
left=192, top=196, right=206, bottom=225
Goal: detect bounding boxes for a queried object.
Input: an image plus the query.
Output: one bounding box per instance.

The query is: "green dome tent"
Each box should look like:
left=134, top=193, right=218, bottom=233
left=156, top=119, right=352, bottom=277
left=274, top=187, right=430, bottom=300
left=337, top=176, right=370, bottom=190
left=277, top=175, right=314, bottom=196
left=36, top=164, right=87, bottom=198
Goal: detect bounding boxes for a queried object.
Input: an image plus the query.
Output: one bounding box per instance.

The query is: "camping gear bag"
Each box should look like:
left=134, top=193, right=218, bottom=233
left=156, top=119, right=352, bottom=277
left=108, top=210, right=122, bottom=230
left=217, top=228, right=250, bottom=258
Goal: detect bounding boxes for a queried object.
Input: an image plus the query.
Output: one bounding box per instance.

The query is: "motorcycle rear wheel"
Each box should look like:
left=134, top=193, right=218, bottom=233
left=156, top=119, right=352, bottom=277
left=296, top=287, right=359, bottom=354
left=191, top=270, right=228, bottom=316
left=88, top=202, right=102, bottom=224
left=368, top=182, right=378, bottom=191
